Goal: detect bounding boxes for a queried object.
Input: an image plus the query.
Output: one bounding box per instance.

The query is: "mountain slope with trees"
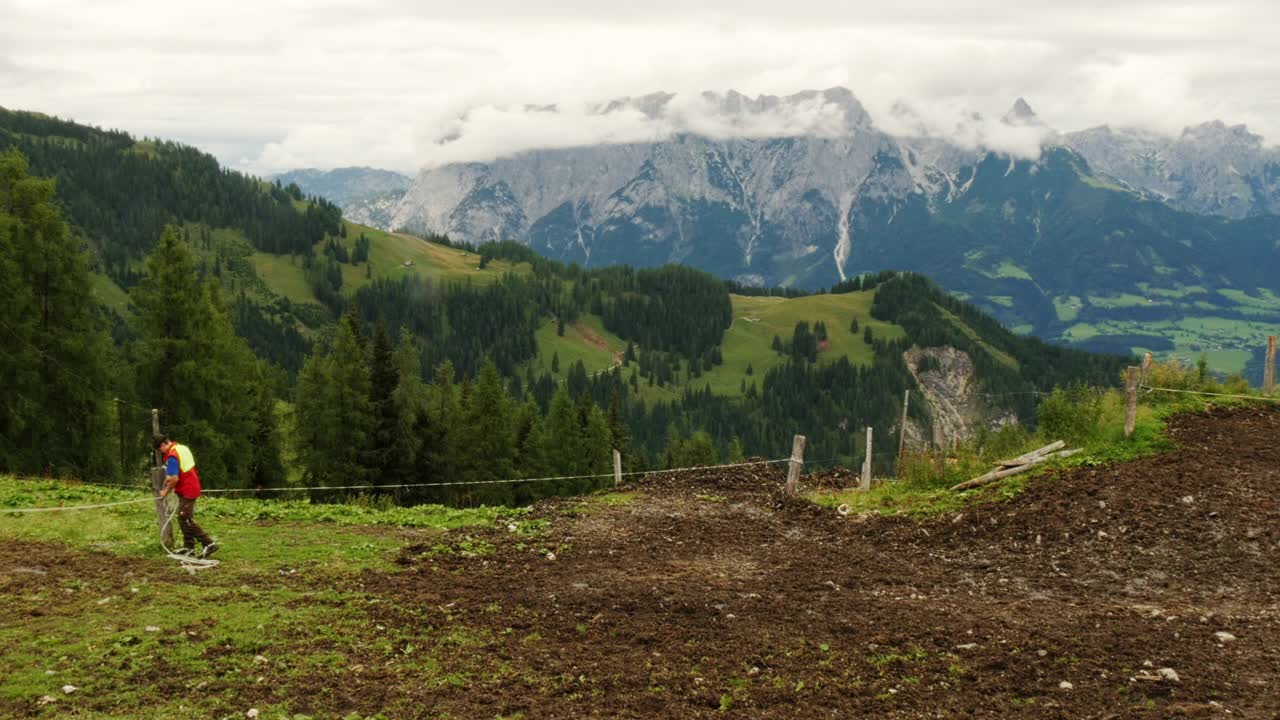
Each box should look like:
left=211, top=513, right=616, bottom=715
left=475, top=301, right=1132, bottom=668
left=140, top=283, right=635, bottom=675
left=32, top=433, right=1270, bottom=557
left=0, top=109, right=1132, bottom=506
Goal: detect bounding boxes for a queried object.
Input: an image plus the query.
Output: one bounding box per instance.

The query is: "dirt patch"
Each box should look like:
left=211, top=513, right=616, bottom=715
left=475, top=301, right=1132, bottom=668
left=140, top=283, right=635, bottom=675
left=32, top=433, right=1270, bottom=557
left=362, top=406, right=1280, bottom=718
left=573, top=321, right=611, bottom=352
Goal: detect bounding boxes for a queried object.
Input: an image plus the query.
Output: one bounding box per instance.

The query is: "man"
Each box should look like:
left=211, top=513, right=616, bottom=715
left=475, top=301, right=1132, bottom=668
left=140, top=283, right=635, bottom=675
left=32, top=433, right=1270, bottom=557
left=154, top=436, right=219, bottom=559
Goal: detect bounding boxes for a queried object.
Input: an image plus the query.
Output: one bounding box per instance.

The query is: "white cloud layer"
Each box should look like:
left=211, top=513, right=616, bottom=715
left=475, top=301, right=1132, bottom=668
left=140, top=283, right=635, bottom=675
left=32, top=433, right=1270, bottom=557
left=1, top=0, right=1277, bottom=173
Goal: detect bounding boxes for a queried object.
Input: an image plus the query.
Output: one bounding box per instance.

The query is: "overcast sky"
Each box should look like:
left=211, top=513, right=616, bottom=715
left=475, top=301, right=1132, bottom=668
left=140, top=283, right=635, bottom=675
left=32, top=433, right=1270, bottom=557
left=2, top=0, right=1277, bottom=174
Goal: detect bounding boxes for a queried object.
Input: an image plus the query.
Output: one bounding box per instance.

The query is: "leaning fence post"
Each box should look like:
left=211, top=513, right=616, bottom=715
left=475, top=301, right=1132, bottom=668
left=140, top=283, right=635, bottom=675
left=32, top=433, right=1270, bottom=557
left=1265, top=336, right=1277, bottom=394
left=150, top=409, right=173, bottom=546
left=861, top=427, right=872, bottom=491
left=1124, top=367, right=1139, bottom=439
left=785, top=434, right=806, bottom=495
left=613, top=449, right=622, bottom=487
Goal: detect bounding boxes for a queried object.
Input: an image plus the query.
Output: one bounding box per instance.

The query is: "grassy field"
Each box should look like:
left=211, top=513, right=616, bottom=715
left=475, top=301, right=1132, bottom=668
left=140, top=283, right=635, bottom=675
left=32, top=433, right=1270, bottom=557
left=530, top=315, right=627, bottom=381
left=1059, top=312, right=1280, bottom=376
left=696, top=292, right=906, bottom=396
left=0, top=477, right=522, bottom=717
left=88, top=273, right=130, bottom=315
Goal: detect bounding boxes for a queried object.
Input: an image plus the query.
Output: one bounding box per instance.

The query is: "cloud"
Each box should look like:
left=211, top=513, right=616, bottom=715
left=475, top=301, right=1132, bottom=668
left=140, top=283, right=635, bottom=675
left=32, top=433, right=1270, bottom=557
left=2, top=0, right=1277, bottom=172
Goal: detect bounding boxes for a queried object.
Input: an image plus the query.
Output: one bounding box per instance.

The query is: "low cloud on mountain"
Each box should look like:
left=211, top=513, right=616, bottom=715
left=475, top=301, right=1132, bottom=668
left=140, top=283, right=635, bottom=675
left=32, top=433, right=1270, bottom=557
left=3, top=0, right=1277, bottom=172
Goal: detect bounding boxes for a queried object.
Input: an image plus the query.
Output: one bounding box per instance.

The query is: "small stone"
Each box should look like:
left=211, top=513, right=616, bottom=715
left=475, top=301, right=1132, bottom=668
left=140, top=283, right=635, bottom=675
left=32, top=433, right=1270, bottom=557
left=955, top=643, right=979, bottom=650
left=1180, top=495, right=1194, bottom=504
left=145, top=626, right=160, bottom=633
left=246, top=710, right=259, bottom=719
left=1143, top=660, right=1154, bottom=667
left=1098, top=501, right=1106, bottom=509
left=506, top=523, right=517, bottom=532
left=253, top=655, right=268, bottom=665
left=1157, top=668, right=1180, bottom=682
left=38, top=695, right=56, bottom=706
left=1097, top=530, right=1109, bottom=539
left=1059, top=681, right=1073, bottom=690
left=95, top=597, right=112, bottom=605
left=44, top=670, right=56, bottom=675
left=1214, top=631, right=1236, bottom=642
left=1037, top=649, right=1047, bottom=657
left=61, top=685, right=77, bottom=695
left=545, top=552, right=556, bottom=561
left=747, top=666, right=760, bottom=676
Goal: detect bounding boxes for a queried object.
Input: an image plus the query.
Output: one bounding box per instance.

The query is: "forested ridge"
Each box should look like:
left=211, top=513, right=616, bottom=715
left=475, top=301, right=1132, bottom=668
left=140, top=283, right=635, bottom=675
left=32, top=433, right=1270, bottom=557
left=0, top=108, right=1132, bottom=505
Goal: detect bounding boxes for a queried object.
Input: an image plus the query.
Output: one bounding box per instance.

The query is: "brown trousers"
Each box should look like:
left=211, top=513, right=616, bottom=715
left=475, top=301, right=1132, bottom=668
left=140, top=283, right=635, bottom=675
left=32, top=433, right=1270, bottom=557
left=177, top=495, right=214, bottom=550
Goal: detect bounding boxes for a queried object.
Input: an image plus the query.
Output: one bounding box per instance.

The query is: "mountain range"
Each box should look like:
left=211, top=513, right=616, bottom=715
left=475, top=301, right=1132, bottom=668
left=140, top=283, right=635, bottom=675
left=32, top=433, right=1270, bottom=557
left=280, top=89, right=1280, bottom=377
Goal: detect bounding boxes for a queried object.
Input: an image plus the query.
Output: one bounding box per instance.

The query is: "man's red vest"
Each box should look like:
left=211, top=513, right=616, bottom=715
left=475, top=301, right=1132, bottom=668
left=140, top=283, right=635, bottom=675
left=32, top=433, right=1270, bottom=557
left=164, top=442, right=202, bottom=499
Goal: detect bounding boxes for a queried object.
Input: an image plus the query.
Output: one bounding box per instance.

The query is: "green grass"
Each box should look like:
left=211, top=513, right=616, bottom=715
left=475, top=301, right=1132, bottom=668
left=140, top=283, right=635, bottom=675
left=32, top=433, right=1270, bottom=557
left=935, top=304, right=1018, bottom=370
left=0, top=475, right=524, bottom=717
left=807, top=389, right=1182, bottom=518
left=250, top=253, right=314, bottom=304
left=1086, top=293, right=1155, bottom=309
left=340, top=222, right=527, bottom=292
left=531, top=315, right=626, bottom=380
left=0, top=478, right=508, bottom=568
left=88, top=272, right=131, bottom=315
left=993, top=261, right=1033, bottom=281
left=694, top=292, right=906, bottom=396
left=1053, top=296, right=1082, bottom=323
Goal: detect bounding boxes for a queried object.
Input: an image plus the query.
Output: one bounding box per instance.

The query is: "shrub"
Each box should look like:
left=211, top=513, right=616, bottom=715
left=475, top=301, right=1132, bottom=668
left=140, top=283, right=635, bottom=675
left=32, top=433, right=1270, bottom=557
left=1037, top=384, right=1103, bottom=445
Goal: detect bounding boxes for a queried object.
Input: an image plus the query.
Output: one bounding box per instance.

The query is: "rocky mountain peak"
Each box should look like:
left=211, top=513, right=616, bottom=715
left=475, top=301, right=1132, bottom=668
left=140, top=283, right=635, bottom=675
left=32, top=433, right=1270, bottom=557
left=1001, top=97, right=1040, bottom=126
left=1179, top=119, right=1263, bottom=148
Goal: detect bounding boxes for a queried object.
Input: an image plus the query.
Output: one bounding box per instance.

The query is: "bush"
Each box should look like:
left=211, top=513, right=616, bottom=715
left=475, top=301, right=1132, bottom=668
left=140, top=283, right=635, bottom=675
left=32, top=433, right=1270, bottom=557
left=1037, top=385, right=1103, bottom=445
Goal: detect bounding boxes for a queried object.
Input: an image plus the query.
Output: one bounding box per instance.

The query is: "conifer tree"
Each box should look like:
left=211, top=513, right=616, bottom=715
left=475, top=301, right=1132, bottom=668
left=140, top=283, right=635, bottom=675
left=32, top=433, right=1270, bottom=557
left=462, top=358, right=515, bottom=483
left=368, top=320, right=400, bottom=491
left=542, top=386, right=580, bottom=478
left=0, top=150, right=115, bottom=478
left=133, top=226, right=267, bottom=486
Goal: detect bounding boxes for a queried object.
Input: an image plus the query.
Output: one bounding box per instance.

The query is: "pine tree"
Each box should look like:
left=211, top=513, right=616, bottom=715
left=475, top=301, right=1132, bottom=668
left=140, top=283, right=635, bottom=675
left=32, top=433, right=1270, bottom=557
left=462, top=358, right=515, bottom=483
left=367, top=321, right=401, bottom=492
left=0, top=150, right=115, bottom=478
left=542, top=386, right=580, bottom=478
left=133, top=226, right=266, bottom=486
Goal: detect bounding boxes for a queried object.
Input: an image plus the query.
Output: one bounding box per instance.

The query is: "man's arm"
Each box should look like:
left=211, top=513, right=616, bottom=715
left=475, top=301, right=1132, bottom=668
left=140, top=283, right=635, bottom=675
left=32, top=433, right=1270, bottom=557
left=159, top=474, right=178, bottom=497
left=158, top=455, right=180, bottom=497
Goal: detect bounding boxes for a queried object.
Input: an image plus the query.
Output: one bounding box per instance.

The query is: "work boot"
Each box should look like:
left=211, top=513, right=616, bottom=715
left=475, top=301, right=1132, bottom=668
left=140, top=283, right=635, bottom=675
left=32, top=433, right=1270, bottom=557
left=201, top=543, right=219, bottom=559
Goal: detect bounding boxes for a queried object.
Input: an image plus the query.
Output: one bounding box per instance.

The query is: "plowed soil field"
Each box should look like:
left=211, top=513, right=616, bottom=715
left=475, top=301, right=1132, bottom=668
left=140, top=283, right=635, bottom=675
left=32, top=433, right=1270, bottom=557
left=4, top=406, right=1279, bottom=718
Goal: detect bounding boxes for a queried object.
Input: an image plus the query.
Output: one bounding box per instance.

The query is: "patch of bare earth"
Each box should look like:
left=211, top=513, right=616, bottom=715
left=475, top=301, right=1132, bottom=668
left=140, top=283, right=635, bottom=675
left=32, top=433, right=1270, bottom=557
left=364, top=406, right=1280, bottom=718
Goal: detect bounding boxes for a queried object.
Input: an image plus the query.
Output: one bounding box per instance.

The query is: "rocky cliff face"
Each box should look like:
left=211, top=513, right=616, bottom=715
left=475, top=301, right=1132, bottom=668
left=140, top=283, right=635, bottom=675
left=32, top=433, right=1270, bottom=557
left=903, top=346, right=1017, bottom=448
left=1064, top=121, right=1280, bottom=219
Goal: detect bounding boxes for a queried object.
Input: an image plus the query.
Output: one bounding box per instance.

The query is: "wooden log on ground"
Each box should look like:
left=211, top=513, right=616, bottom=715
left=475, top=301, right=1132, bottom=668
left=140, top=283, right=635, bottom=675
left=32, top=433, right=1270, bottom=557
left=950, top=448, right=1083, bottom=492
left=994, top=440, right=1066, bottom=468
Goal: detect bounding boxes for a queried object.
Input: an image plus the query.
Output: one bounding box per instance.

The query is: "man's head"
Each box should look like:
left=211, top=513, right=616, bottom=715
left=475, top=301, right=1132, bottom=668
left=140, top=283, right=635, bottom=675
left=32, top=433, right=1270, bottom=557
left=153, top=436, right=173, bottom=455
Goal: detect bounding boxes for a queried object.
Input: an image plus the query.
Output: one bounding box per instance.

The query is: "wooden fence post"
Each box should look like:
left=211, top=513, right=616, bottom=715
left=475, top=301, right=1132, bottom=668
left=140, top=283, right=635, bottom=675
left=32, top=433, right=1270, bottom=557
left=613, top=449, right=622, bottom=487
left=151, top=409, right=173, bottom=546
left=1123, top=367, right=1139, bottom=439
left=896, top=389, right=910, bottom=476
left=1142, top=352, right=1153, bottom=384
left=1265, top=336, right=1277, bottom=394
left=861, top=426, right=872, bottom=491
left=785, top=434, right=806, bottom=495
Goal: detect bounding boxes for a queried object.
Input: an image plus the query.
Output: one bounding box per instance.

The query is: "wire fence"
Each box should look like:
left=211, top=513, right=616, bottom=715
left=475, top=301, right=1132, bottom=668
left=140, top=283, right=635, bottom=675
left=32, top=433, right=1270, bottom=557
left=1, top=458, right=795, bottom=514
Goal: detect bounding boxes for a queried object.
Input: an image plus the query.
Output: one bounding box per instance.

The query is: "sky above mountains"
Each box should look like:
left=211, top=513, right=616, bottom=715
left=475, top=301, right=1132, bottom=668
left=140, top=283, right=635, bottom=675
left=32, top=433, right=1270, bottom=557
left=2, top=0, right=1276, bottom=174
